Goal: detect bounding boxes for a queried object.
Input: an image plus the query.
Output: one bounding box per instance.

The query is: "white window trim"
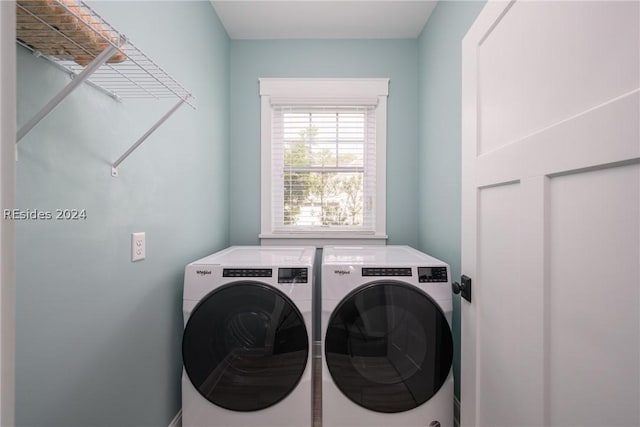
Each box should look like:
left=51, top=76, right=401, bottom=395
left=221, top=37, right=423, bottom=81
left=259, top=78, right=389, bottom=246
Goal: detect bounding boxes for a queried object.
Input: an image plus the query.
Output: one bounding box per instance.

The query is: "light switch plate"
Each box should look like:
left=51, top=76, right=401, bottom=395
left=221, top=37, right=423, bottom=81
left=131, top=232, right=145, bottom=262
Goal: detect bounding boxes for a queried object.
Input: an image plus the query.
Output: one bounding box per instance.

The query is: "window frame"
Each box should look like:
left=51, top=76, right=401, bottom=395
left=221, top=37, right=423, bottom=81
left=259, top=78, right=389, bottom=246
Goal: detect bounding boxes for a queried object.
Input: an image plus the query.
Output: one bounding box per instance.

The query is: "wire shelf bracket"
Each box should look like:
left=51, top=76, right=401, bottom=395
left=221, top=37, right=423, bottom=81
left=15, top=0, right=195, bottom=177
left=111, top=97, right=187, bottom=177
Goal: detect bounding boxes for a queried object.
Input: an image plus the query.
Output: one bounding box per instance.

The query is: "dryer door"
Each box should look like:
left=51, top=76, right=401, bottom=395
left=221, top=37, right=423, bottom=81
left=182, top=282, right=309, bottom=411
left=325, top=281, right=453, bottom=413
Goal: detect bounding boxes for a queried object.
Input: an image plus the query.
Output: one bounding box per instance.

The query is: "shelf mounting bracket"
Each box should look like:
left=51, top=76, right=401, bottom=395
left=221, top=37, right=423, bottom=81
left=17, top=37, right=126, bottom=142
left=111, top=97, right=188, bottom=177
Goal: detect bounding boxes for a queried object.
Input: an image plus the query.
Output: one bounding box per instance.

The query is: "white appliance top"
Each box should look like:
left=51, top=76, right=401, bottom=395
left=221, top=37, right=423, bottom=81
left=190, top=246, right=315, bottom=267
left=323, top=245, right=446, bottom=266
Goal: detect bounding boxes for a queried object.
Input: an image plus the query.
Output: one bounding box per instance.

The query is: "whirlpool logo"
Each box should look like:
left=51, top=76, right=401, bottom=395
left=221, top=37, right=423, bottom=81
left=334, top=269, right=350, bottom=276
left=196, top=270, right=212, bottom=276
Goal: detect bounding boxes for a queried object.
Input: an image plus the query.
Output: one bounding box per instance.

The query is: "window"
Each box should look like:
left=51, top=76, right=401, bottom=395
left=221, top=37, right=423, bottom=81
left=274, top=105, right=374, bottom=229
left=260, top=78, right=388, bottom=243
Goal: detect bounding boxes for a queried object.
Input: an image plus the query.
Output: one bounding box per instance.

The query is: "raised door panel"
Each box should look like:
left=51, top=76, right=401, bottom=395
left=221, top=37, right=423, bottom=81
left=478, top=1, right=639, bottom=154
left=547, top=163, right=640, bottom=426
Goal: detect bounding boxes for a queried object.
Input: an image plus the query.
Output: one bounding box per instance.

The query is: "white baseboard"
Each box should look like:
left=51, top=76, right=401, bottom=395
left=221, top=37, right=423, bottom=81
left=454, top=396, right=460, bottom=427
left=168, top=409, right=182, bottom=427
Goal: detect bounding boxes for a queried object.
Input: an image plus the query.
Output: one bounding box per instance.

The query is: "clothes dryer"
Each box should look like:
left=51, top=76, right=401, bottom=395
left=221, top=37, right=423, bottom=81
left=321, top=245, right=453, bottom=427
left=182, top=246, right=315, bottom=427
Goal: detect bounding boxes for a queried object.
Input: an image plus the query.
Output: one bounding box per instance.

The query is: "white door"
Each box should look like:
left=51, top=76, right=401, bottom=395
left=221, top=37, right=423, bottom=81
left=461, top=1, right=639, bottom=426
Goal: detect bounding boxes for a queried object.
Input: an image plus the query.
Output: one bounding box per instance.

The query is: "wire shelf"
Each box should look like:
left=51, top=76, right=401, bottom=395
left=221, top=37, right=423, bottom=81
left=15, top=0, right=195, bottom=175
left=16, top=0, right=194, bottom=107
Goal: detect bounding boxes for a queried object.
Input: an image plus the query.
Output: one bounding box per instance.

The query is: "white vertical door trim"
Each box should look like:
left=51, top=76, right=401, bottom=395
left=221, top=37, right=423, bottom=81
left=460, top=10, right=479, bottom=424
left=0, top=1, right=17, bottom=426
left=460, top=4, right=517, bottom=425
left=516, top=175, right=547, bottom=424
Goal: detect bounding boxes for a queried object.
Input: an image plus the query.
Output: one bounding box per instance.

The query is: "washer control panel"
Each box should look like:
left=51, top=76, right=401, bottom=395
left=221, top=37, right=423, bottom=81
left=223, top=268, right=272, bottom=278
left=362, top=267, right=412, bottom=277
left=418, top=266, right=448, bottom=283
left=278, top=268, right=308, bottom=283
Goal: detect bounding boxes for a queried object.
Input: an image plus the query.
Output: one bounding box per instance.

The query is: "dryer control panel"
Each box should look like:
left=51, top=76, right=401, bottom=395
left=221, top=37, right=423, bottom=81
left=418, top=266, right=448, bottom=283
left=278, top=268, right=308, bottom=284
left=362, top=267, right=412, bottom=276
left=223, top=268, right=272, bottom=278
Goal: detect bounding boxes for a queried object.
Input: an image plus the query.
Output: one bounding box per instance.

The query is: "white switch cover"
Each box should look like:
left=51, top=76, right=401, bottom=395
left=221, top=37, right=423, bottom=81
left=131, top=232, right=145, bottom=262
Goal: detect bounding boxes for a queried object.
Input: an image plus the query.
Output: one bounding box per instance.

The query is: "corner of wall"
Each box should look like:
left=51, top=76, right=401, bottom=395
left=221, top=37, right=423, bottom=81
left=0, top=1, right=16, bottom=426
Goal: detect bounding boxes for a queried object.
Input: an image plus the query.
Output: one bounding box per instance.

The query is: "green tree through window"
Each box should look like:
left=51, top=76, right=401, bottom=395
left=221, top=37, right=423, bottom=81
left=283, top=114, right=365, bottom=227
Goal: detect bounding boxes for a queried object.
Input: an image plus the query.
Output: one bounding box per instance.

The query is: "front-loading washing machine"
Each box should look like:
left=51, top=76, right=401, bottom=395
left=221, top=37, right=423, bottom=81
left=321, top=245, right=454, bottom=427
left=182, top=246, right=315, bottom=427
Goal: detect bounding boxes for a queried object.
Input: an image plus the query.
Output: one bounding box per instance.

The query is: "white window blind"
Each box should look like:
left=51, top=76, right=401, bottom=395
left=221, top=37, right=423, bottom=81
left=271, top=105, right=377, bottom=233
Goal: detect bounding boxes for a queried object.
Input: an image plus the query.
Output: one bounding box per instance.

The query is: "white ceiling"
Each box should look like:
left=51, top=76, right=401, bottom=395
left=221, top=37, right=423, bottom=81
left=210, top=1, right=438, bottom=40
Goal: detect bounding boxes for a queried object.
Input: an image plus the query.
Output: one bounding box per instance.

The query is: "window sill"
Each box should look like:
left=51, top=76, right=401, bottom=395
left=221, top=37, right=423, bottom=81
left=259, top=233, right=388, bottom=248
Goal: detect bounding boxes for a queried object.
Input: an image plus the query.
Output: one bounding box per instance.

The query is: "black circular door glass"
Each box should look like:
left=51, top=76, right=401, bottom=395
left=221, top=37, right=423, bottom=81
left=182, top=282, right=309, bottom=411
left=325, top=281, right=453, bottom=413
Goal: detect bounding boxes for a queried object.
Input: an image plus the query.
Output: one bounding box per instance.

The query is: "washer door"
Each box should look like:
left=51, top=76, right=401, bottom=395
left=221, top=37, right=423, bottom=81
left=325, top=281, right=453, bottom=413
left=182, top=282, right=309, bottom=411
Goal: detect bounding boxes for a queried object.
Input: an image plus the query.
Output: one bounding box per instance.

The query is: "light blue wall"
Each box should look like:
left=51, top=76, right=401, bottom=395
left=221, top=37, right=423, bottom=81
left=15, top=2, right=229, bottom=426
left=13, top=2, right=486, bottom=421
left=229, top=39, right=419, bottom=246
left=417, top=1, right=486, bottom=400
